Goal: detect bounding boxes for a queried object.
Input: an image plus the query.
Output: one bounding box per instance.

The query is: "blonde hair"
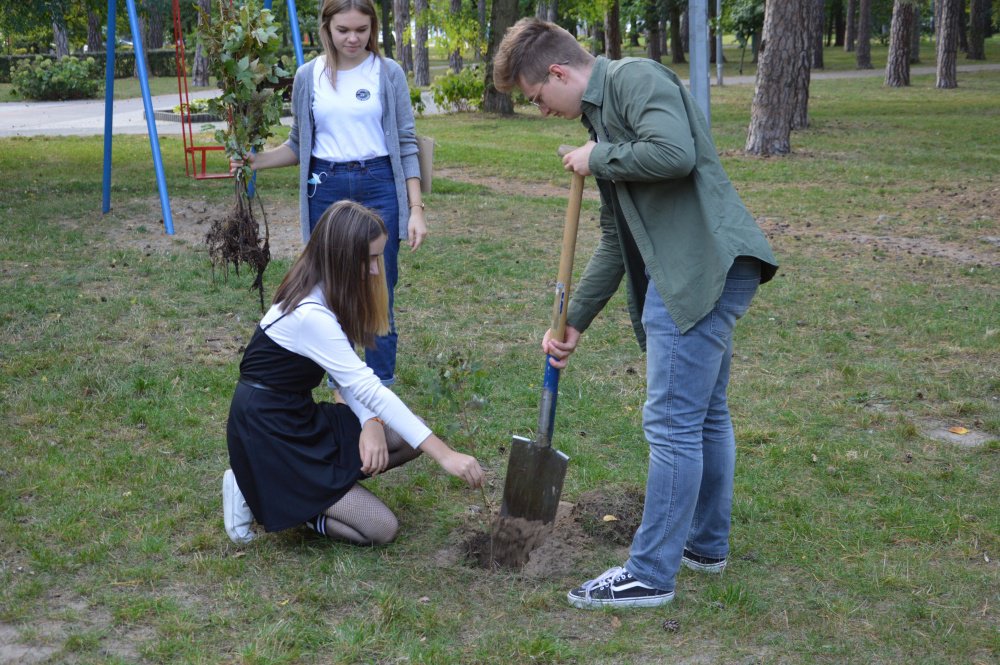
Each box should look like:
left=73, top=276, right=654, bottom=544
left=494, top=17, right=590, bottom=92
left=318, top=0, right=382, bottom=88
left=272, top=201, right=390, bottom=348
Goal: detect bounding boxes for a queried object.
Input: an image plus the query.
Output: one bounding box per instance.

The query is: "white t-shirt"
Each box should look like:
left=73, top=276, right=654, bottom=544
left=312, top=54, right=389, bottom=163
left=260, top=285, right=431, bottom=448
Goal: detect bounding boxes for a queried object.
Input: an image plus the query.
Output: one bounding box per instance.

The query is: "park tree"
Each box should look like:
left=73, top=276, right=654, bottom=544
left=935, top=0, right=960, bottom=88
left=414, top=0, right=430, bottom=85
left=393, top=0, right=412, bottom=72
left=725, top=0, right=765, bottom=73
left=643, top=0, right=663, bottom=61
left=966, top=0, right=990, bottom=60
left=192, top=0, right=212, bottom=87
left=812, top=0, right=825, bottom=68
left=884, top=0, right=916, bottom=86
left=855, top=0, right=873, bottom=68
left=606, top=0, right=621, bottom=59
left=482, top=0, right=518, bottom=114
left=844, top=0, right=857, bottom=50
left=745, top=0, right=812, bottom=155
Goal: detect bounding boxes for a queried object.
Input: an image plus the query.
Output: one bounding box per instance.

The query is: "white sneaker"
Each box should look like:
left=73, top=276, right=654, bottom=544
left=222, top=469, right=255, bottom=544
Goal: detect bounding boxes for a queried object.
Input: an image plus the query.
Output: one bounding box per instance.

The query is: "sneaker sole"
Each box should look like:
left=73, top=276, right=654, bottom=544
left=566, top=591, right=675, bottom=609
left=680, top=557, right=726, bottom=574
left=222, top=470, right=254, bottom=544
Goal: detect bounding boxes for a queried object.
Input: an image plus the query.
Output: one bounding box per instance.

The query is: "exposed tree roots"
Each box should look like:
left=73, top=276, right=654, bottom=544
left=206, top=179, right=271, bottom=311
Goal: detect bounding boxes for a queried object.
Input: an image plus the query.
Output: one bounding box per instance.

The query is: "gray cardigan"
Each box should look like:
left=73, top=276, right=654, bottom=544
left=284, top=56, right=421, bottom=243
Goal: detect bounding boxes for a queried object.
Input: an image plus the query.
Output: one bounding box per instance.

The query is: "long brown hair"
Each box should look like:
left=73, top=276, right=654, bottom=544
left=318, top=0, right=382, bottom=88
left=272, top=200, right=390, bottom=348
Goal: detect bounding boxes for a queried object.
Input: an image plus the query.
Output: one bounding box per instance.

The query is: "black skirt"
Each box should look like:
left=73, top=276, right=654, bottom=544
left=227, top=381, right=364, bottom=532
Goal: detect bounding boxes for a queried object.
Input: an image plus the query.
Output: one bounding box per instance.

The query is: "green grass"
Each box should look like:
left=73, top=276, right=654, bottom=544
left=0, top=66, right=998, bottom=663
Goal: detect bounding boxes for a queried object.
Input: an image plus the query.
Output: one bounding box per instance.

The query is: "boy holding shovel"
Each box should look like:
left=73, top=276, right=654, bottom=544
left=494, top=18, right=778, bottom=609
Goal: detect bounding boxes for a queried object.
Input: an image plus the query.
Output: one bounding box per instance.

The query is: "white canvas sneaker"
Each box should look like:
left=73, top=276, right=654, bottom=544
left=222, top=469, right=255, bottom=544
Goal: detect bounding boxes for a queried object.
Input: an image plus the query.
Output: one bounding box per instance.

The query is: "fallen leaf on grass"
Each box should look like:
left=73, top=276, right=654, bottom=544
left=948, top=426, right=969, bottom=435
left=610, top=616, right=622, bottom=629
left=602, top=515, right=619, bottom=522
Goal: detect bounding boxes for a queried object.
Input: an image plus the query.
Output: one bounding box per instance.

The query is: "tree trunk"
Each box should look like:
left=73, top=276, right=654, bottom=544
left=855, top=0, right=873, bottom=68
left=147, top=1, right=166, bottom=50
left=833, top=0, right=845, bottom=46
left=606, top=0, right=622, bottom=60
left=745, top=0, right=812, bottom=156
left=884, top=0, right=915, bottom=86
left=536, top=1, right=557, bottom=21
left=477, top=0, right=487, bottom=60
left=645, top=0, right=662, bottom=61
left=812, top=0, right=826, bottom=68
left=935, top=0, right=960, bottom=88
left=414, top=0, right=430, bottom=85
left=382, top=0, right=394, bottom=59
left=967, top=0, right=989, bottom=60
left=909, top=7, right=921, bottom=63
left=483, top=0, right=517, bottom=114
left=52, top=18, right=70, bottom=57
left=958, top=0, right=968, bottom=53
left=845, top=0, right=857, bottom=51
left=193, top=0, right=212, bottom=87
left=449, top=0, right=463, bottom=72
left=792, top=0, right=814, bottom=130
left=670, top=6, right=685, bottom=64
left=393, top=0, right=412, bottom=73
left=87, top=9, right=104, bottom=53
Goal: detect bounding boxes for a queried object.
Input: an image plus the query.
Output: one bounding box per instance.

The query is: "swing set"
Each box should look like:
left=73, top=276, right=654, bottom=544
left=100, top=0, right=305, bottom=234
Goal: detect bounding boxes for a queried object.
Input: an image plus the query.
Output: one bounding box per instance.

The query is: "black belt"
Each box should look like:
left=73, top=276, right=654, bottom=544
left=238, top=377, right=310, bottom=397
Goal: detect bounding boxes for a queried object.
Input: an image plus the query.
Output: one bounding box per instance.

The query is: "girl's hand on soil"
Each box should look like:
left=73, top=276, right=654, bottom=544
left=440, top=450, right=484, bottom=489
left=542, top=325, right=580, bottom=369
left=408, top=207, right=428, bottom=250
left=359, top=421, right=389, bottom=475
left=418, top=435, right=484, bottom=488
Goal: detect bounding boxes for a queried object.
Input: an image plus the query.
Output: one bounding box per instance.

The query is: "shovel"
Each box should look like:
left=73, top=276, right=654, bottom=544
left=500, top=151, right=585, bottom=525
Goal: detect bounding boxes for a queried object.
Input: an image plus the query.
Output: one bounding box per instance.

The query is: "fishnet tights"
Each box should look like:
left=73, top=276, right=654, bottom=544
left=318, top=427, right=421, bottom=545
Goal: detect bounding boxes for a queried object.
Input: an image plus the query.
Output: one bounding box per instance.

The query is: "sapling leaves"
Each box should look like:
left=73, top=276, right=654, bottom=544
left=197, top=0, right=290, bottom=310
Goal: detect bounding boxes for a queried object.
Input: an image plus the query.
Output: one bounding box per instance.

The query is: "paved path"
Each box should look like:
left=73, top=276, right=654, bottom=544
left=1, top=63, right=996, bottom=138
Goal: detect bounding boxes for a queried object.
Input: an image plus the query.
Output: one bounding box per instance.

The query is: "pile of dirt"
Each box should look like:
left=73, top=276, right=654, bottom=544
left=459, top=486, right=645, bottom=579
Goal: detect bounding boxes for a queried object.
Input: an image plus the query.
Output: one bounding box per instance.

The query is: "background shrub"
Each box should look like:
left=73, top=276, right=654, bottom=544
left=431, top=65, right=484, bottom=112
left=12, top=56, right=102, bottom=100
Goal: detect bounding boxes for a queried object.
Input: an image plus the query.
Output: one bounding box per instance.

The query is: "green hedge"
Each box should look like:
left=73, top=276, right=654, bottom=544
left=0, top=46, right=321, bottom=84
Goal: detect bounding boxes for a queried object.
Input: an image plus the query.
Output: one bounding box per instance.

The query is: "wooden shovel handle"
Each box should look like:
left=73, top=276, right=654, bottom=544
left=550, top=146, right=586, bottom=343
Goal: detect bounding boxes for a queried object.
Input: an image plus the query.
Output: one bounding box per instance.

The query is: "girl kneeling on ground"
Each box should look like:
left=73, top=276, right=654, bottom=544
left=222, top=200, right=483, bottom=545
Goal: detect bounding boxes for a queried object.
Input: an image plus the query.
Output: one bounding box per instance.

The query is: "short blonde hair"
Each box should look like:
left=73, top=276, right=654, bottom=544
left=493, top=18, right=590, bottom=92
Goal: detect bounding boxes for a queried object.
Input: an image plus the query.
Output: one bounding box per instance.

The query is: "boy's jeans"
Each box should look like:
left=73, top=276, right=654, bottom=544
left=625, top=257, right=761, bottom=591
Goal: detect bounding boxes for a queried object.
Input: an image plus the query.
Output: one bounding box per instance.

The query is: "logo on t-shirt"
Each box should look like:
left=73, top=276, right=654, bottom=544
left=355, top=89, right=371, bottom=101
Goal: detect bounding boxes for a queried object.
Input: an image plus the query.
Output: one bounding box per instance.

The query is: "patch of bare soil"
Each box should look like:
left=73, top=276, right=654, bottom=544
left=111, top=196, right=304, bottom=261
left=456, top=486, right=645, bottom=578
left=433, top=167, right=602, bottom=202
left=758, top=217, right=999, bottom=267
left=0, top=591, right=152, bottom=664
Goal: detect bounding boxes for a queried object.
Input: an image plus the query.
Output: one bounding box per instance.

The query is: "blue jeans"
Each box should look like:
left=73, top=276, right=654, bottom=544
left=307, top=156, right=399, bottom=385
left=625, top=257, right=761, bottom=591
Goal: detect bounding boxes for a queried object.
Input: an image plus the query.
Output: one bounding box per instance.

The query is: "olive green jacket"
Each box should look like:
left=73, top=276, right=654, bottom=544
left=568, top=56, right=777, bottom=346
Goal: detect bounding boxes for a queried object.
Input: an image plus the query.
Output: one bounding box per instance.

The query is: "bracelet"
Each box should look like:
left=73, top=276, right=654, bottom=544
left=366, top=416, right=386, bottom=427
left=409, top=202, right=425, bottom=209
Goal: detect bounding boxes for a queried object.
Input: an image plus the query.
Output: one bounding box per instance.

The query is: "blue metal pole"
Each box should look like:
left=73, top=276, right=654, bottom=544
left=688, top=0, right=711, bottom=128
left=102, top=0, right=117, bottom=214
left=285, top=0, right=305, bottom=67
left=125, top=0, right=174, bottom=234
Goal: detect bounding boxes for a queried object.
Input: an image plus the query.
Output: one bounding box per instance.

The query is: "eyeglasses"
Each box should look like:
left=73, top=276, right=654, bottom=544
left=528, top=74, right=551, bottom=109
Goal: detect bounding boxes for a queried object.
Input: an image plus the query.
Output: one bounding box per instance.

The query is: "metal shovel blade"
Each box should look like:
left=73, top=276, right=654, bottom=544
left=500, top=435, right=569, bottom=525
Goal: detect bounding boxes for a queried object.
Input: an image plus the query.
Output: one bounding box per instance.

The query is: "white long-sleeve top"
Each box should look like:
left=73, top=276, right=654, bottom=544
left=259, top=286, right=431, bottom=448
